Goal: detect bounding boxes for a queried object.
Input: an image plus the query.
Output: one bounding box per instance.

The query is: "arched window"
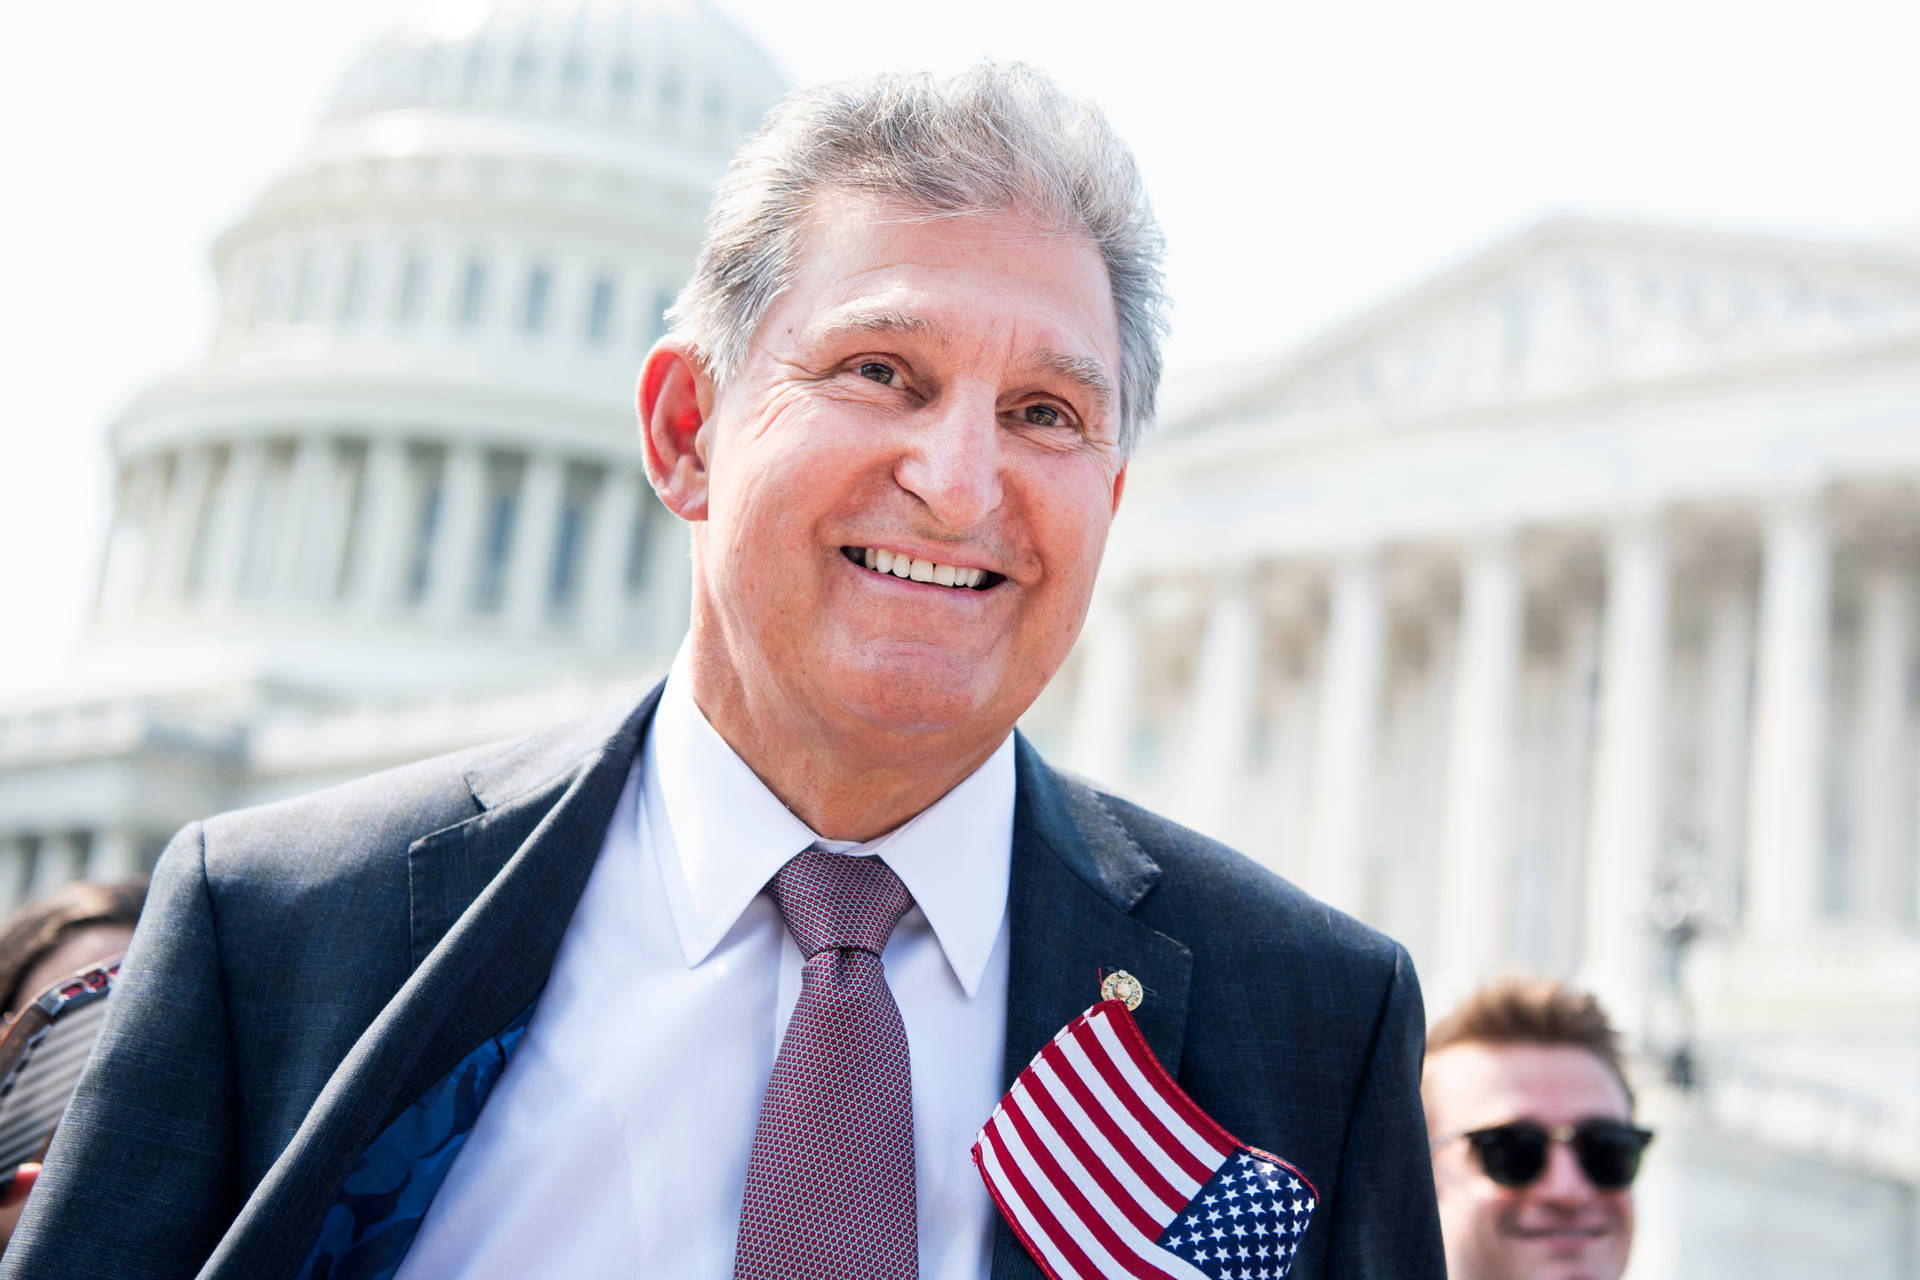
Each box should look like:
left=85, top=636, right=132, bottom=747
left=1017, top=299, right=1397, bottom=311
left=394, top=250, right=428, bottom=325
left=337, top=247, right=370, bottom=325
left=522, top=264, right=552, bottom=334
left=455, top=255, right=489, bottom=329
left=585, top=273, right=616, bottom=345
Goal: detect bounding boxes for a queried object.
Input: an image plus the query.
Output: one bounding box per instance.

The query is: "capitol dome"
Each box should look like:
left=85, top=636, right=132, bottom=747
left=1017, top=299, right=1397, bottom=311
left=80, top=0, right=787, bottom=702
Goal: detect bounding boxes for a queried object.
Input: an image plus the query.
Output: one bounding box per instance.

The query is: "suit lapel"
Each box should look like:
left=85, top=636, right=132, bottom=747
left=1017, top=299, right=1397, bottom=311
left=206, top=686, right=663, bottom=1278
left=991, top=736, right=1194, bottom=1280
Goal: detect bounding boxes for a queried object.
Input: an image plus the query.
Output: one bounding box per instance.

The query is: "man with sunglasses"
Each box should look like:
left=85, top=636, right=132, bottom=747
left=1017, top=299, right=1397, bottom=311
left=1425, top=978, right=1655, bottom=1280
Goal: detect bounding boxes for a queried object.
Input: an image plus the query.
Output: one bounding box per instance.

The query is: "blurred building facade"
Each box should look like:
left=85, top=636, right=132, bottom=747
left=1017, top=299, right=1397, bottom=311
left=0, top=0, right=783, bottom=891
left=0, top=6, right=1915, bottom=1274
left=1038, top=219, right=1920, bottom=1275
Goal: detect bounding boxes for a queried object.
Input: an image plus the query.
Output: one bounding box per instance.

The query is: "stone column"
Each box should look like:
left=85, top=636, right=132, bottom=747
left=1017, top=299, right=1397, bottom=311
left=425, top=443, right=489, bottom=626
left=1581, top=515, right=1671, bottom=1033
left=99, top=454, right=166, bottom=617
left=503, top=451, right=567, bottom=637
left=27, top=832, right=86, bottom=901
left=1850, top=561, right=1912, bottom=928
left=1177, top=574, right=1263, bottom=842
left=1065, top=585, right=1143, bottom=793
left=580, top=467, right=643, bottom=653
left=1746, top=495, right=1830, bottom=931
left=1436, top=535, right=1522, bottom=1001
left=351, top=435, right=416, bottom=616
left=1306, top=551, right=1384, bottom=914
left=1700, top=577, right=1755, bottom=923
left=269, top=434, right=337, bottom=600
left=200, top=440, right=267, bottom=605
left=85, top=828, right=145, bottom=881
left=0, top=836, right=30, bottom=918
left=139, top=448, right=214, bottom=609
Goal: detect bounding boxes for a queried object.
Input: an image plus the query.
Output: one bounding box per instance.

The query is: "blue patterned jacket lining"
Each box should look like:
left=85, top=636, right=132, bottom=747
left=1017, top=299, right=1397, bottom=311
left=296, top=1001, right=537, bottom=1280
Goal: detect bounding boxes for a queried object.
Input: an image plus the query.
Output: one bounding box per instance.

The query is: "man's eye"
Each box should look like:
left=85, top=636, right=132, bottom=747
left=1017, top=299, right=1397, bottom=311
left=857, top=362, right=897, bottom=386
left=1023, top=404, right=1063, bottom=427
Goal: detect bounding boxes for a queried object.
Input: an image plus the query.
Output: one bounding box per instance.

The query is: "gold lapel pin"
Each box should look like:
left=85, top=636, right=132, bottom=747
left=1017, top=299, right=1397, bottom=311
left=1101, top=969, right=1144, bottom=1011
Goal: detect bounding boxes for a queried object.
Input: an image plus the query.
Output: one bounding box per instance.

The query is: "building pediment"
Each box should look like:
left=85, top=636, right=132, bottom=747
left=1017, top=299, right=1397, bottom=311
left=1168, top=217, right=1920, bottom=438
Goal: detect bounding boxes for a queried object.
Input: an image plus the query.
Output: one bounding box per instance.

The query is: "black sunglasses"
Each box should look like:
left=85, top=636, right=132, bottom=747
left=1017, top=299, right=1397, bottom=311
left=1448, top=1119, right=1654, bottom=1190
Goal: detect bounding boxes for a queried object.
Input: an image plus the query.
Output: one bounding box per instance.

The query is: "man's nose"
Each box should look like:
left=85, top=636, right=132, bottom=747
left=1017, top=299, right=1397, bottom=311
left=894, top=388, right=1004, bottom=530
left=1529, top=1142, right=1599, bottom=1205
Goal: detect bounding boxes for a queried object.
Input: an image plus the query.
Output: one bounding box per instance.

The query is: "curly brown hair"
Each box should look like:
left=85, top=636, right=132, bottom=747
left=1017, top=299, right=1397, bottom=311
left=1428, top=975, right=1633, bottom=1109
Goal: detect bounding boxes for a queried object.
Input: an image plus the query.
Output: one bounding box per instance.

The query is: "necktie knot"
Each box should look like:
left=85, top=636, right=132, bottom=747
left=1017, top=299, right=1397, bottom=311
left=771, top=847, right=913, bottom=959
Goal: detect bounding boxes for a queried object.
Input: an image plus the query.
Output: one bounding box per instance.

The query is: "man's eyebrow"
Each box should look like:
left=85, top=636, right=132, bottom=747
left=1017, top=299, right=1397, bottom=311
left=812, top=307, right=1116, bottom=410
left=812, top=308, right=950, bottom=346
left=1020, top=349, right=1115, bottom=412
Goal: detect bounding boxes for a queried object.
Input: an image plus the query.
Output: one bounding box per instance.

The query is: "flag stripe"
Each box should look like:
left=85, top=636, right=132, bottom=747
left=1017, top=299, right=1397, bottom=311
left=1089, top=1010, right=1229, bottom=1172
left=998, top=1090, right=1184, bottom=1280
left=989, top=1116, right=1135, bottom=1280
left=1054, top=1032, right=1204, bottom=1197
left=1022, top=1060, right=1173, bottom=1232
left=978, top=1124, right=1096, bottom=1280
left=1072, top=1017, right=1215, bottom=1186
left=1038, top=1039, right=1190, bottom=1213
left=1097, top=1003, right=1242, bottom=1160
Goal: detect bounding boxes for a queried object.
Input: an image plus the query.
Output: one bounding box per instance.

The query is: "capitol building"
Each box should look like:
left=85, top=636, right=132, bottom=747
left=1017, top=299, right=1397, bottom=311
left=1, top=2, right=1916, bottom=1275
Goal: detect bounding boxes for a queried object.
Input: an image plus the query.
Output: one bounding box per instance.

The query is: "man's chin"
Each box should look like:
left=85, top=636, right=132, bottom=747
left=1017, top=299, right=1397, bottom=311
left=821, top=651, right=1012, bottom=742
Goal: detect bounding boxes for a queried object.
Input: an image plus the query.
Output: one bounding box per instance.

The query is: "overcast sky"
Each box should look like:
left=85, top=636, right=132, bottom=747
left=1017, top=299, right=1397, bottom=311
left=4, top=0, right=1919, bottom=698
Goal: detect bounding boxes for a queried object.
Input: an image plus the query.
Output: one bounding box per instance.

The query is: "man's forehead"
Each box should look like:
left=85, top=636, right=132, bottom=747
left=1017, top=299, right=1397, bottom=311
left=1426, top=1042, right=1631, bottom=1131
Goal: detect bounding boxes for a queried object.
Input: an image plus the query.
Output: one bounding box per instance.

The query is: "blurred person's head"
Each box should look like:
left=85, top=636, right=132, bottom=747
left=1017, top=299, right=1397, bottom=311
left=0, top=877, right=147, bottom=1254
left=1424, top=977, right=1651, bottom=1280
left=0, top=879, right=146, bottom=1017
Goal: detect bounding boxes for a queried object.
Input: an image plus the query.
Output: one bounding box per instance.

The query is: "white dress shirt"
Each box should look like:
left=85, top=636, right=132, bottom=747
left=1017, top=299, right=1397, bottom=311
left=397, top=649, right=1013, bottom=1278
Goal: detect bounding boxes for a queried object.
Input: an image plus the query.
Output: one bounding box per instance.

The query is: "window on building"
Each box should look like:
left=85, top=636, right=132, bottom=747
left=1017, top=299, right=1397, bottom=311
left=291, top=252, right=321, bottom=323
left=337, top=248, right=370, bottom=325
left=406, top=476, right=441, bottom=605
left=609, top=61, right=634, bottom=100
left=549, top=488, right=588, bottom=617
left=394, top=251, right=427, bottom=325
left=522, top=264, right=551, bottom=334
left=561, top=52, right=586, bottom=92
left=512, top=47, right=537, bottom=90
left=456, top=256, right=488, bottom=329
left=702, top=87, right=727, bottom=124
left=585, top=273, right=616, bottom=345
left=659, top=71, right=683, bottom=110
left=473, top=457, right=521, bottom=614
left=250, top=254, right=289, bottom=328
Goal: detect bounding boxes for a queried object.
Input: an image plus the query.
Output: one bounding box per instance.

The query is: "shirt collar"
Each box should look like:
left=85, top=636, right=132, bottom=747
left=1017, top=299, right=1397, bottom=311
left=643, top=645, right=1014, bottom=998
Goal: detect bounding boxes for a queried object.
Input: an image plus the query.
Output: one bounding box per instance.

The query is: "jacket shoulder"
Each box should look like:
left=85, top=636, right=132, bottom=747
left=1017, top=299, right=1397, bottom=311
left=197, top=700, right=640, bottom=887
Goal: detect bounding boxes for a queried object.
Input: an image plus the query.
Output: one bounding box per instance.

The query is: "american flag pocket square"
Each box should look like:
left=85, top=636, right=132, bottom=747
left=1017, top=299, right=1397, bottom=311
left=972, top=999, right=1318, bottom=1280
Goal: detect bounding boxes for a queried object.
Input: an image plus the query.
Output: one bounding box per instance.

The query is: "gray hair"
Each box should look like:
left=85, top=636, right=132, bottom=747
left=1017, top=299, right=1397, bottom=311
left=668, top=62, right=1169, bottom=455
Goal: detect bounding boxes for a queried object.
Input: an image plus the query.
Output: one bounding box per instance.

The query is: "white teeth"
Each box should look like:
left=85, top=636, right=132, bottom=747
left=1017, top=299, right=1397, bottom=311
left=854, top=547, right=986, bottom=589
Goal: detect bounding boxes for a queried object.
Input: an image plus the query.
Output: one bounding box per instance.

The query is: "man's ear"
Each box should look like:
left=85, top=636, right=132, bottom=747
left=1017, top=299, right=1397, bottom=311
left=639, top=338, right=715, bottom=522
left=1110, top=462, right=1127, bottom=517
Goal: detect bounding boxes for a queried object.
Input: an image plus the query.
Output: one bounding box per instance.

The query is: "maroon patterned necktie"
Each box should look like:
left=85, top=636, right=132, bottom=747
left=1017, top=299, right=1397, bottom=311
left=733, top=848, right=918, bottom=1280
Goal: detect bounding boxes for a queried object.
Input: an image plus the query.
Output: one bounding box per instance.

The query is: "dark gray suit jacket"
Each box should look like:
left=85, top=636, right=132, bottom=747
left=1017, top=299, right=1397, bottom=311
left=5, top=688, right=1443, bottom=1278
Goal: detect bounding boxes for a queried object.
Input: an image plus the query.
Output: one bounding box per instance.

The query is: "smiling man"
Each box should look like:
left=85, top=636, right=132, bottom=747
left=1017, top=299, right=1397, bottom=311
left=8, top=66, right=1442, bottom=1279
left=1426, top=979, right=1653, bottom=1280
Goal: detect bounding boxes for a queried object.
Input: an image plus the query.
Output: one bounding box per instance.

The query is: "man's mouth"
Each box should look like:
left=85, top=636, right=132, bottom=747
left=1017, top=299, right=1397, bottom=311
left=841, top=546, right=1003, bottom=590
